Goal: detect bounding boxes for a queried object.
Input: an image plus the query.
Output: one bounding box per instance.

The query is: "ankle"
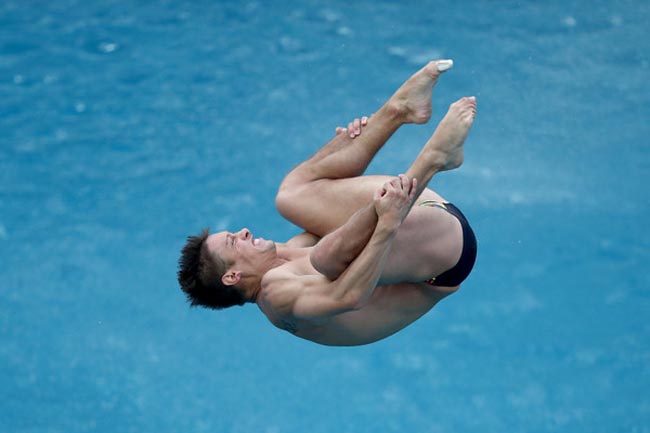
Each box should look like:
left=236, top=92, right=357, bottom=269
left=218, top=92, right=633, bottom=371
left=381, top=100, right=409, bottom=125
left=422, top=148, right=447, bottom=172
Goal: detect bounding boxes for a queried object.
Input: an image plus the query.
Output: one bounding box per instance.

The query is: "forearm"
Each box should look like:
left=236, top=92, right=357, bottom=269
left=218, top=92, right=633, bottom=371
left=293, top=175, right=415, bottom=320
left=310, top=203, right=378, bottom=280
left=328, top=218, right=398, bottom=309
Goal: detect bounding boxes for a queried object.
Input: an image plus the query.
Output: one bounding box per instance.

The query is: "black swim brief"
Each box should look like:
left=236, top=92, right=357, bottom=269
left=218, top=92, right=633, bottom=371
left=419, top=201, right=477, bottom=287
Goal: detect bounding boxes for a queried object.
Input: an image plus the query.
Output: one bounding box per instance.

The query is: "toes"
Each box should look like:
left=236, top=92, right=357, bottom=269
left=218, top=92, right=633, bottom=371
left=425, top=59, right=453, bottom=75
left=450, top=96, right=477, bottom=113
left=435, top=59, right=453, bottom=73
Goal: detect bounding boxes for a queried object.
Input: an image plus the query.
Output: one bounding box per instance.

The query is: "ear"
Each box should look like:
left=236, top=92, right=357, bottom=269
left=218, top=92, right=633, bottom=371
left=222, top=269, right=241, bottom=286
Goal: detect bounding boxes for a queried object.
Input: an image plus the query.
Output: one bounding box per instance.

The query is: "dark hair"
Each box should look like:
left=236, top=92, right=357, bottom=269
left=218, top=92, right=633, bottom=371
left=177, top=228, right=247, bottom=309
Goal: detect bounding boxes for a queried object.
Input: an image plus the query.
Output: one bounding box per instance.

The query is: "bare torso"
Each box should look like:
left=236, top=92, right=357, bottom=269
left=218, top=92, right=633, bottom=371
left=256, top=236, right=459, bottom=346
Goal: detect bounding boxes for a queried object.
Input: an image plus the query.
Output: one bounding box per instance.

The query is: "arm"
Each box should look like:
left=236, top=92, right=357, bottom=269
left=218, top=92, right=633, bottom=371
left=309, top=203, right=377, bottom=280
left=293, top=175, right=417, bottom=319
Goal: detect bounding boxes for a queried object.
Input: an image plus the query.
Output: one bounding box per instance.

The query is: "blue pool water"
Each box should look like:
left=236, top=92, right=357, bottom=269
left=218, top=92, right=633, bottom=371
left=1, top=1, right=649, bottom=432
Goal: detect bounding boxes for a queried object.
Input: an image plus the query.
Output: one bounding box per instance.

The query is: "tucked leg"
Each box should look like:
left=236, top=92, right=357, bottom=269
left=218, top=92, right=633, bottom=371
left=311, top=97, right=477, bottom=285
left=276, top=60, right=452, bottom=236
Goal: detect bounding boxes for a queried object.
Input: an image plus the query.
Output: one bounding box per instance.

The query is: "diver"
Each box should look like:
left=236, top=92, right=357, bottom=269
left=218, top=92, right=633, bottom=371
left=178, top=60, right=477, bottom=346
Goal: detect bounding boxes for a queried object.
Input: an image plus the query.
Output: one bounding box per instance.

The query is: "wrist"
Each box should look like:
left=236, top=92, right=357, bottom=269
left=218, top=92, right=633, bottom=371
left=375, top=216, right=400, bottom=235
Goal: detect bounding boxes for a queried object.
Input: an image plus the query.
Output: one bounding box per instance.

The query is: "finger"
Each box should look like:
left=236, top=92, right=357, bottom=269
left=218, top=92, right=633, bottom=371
left=399, top=174, right=409, bottom=191
left=335, top=127, right=346, bottom=134
left=361, top=116, right=368, bottom=126
left=353, top=118, right=361, bottom=135
left=410, top=178, right=418, bottom=198
left=348, top=122, right=355, bottom=138
left=373, top=187, right=382, bottom=201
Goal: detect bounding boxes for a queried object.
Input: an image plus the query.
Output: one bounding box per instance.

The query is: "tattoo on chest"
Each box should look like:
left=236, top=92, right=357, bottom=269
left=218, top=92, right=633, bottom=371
left=281, top=319, right=298, bottom=334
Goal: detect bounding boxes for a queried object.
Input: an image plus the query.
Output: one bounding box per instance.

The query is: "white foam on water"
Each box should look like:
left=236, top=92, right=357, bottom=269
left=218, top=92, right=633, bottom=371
left=45, top=195, right=67, bottom=215
left=55, top=129, right=68, bottom=141
left=473, top=291, right=544, bottom=318
left=387, top=45, right=443, bottom=65
left=43, top=74, right=58, bottom=84
left=572, top=348, right=602, bottom=366
left=337, top=26, right=352, bottom=36
left=99, top=42, right=118, bottom=53
left=562, top=16, right=577, bottom=28
left=214, top=217, right=230, bottom=231
left=605, top=290, right=627, bottom=305
left=390, top=353, right=428, bottom=371
left=14, top=141, right=37, bottom=153
left=609, top=15, right=623, bottom=26
left=320, top=9, right=340, bottom=23
left=506, top=382, right=546, bottom=408
left=381, top=386, right=405, bottom=404
left=278, top=36, right=303, bottom=52
left=447, top=323, right=479, bottom=337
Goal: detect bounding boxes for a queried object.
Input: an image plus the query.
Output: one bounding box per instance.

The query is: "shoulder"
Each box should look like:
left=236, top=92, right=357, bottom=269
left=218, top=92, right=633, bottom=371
left=258, top=265, right=301, bottom=317
left=260, top=263, right=318, bottom=309
left=259, top=262, right=331, bottom=323
left=257, top=266, right=303, bottom=333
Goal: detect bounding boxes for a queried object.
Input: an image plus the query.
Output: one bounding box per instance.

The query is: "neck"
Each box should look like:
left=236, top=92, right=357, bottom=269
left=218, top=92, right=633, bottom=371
left=242, top=255, right=290, bottom=303
left=249, top=285, right=260, bottom=303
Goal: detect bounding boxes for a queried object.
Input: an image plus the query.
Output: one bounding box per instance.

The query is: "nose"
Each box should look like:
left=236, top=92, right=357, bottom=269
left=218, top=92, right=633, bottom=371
left=239, top=228, right=251, bottom=240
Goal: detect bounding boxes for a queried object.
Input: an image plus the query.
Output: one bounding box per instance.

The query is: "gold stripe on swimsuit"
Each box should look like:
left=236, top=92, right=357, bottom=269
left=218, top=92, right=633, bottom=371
left=418, top=200, right=448, bottom=210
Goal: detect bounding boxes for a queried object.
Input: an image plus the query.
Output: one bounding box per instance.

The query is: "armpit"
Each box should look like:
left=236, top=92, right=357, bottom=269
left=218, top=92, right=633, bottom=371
left=280, top=318, right=298, bottom=334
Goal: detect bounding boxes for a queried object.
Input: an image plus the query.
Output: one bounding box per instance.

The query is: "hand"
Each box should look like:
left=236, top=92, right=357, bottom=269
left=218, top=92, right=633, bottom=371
left=335, top=115, right=369, bottom=138
left=373, top=174, right=417, bottom=227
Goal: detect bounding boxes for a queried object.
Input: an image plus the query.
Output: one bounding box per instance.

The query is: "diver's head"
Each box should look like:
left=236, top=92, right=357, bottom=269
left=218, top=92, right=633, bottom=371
left=177, top=228, right=246, bottom=309
left=177, top=227, right=276, bottom=308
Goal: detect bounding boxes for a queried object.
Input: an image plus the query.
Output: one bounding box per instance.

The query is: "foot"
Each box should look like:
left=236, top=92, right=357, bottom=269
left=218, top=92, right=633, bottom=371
left=425, top=96, right=477, bottom=171
left=388, top=59, right=454, bottom=124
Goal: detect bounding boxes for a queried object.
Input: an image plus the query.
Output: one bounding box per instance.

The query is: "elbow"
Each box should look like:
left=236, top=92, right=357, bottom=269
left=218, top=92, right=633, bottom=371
left=337, top=291, right=367, bottom=312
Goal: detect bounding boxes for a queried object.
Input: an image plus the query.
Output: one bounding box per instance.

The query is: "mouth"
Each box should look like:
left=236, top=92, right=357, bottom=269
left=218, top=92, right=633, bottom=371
left=253, top=237, right=261, bottom=247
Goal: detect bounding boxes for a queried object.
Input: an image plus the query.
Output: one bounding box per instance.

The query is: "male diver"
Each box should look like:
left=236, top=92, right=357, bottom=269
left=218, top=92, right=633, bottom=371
left=178, top=60, right=477, bottom=346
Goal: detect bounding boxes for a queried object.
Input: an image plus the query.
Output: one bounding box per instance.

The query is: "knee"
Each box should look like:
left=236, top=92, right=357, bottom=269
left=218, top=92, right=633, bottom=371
left=275, top=185, right=296, bottom=221
left=311, top=249, right=345, bottom=281
left=310, top=239, right=347, bottom=281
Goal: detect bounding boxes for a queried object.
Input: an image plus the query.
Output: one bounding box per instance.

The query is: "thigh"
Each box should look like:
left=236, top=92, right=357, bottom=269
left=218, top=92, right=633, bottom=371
left=277, top=175, right=392, bottom=236
left=277, top=174, right=449, bottom=236
left=381, top=203, right=462, bottom=284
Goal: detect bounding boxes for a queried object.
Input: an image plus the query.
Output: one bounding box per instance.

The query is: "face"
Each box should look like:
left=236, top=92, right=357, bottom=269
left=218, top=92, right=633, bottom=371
left=206, top=228, right=276, bottom=274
